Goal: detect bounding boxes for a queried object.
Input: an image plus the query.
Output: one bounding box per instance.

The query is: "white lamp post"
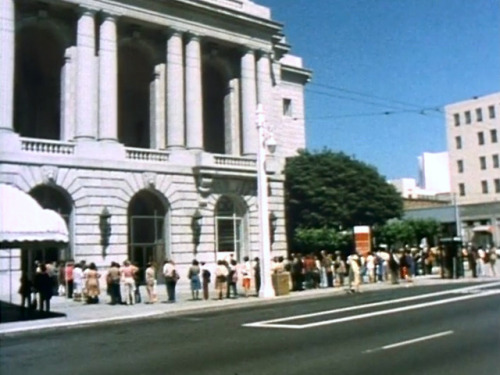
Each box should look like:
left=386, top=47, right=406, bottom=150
left=256, top=103, right=276, bottom=298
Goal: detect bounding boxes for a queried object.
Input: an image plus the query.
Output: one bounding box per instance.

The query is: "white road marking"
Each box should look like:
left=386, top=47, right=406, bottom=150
left=243, top=281, right=500, bottom=330
left=363, top=330, right=454, bottom=353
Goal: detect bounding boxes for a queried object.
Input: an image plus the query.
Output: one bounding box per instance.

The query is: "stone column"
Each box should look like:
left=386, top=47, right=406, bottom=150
left=241, top=48, right=257, bottom=156
left=75, top=8, right=97, bottom=141
left=0, top=0, right=15, bottom=132
left=98, top=14, right=118, bottom=142
left=185, top=34, right=203, bottom=150
left=166, top=30, right=185, bottom=150
left=61, top=47, right=77, bottom=141
left=257, top=51, right=272, bottom=122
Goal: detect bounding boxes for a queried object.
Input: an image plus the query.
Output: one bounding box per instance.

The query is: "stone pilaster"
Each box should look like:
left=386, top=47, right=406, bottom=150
left=166, top=30, right=185, bottom=150
left=241, top=48, right=257, bottom=156
left=75, top=8, right=97, bottom=141
left=257, top=51, right=273, bottom=124
left=98, top=14, right=118, bottom=142
left=185, top=34, right=203, bottom=150
left=0, top=0, right=15, bottom=132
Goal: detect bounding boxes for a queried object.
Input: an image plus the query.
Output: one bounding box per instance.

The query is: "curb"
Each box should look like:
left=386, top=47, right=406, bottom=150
left=0, top=276, right=493, bottom=337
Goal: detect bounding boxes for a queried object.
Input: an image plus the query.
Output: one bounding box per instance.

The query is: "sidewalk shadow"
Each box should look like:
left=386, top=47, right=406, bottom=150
left=0, top=300, right=66, bottom=324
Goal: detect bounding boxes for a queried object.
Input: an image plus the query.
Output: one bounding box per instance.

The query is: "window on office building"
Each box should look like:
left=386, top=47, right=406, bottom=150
left=476, top=108, right=483, bottom=122
left=478, top=132, right=485, bottom=145
left=455, top=136, right=462, bottom=149
left=491, top=129, right=498, bottom=143
left=495, top=179, right=500, bottom=193
left=453, top=113, right=460, bottom=126
left=283, top=98, right=292, bottom=117
left=459, top=183, right=465, bottom=196
left=489, top=105, right=496, bottom=119
left=465, top=111, right=471, bottom=124
left=480, top=156, right=487, bottom=170
left=481, top=180, right=488, bottom=194
left=457, top=160, right=464, bottom=173
left=493, top=154, right=499, bottom=168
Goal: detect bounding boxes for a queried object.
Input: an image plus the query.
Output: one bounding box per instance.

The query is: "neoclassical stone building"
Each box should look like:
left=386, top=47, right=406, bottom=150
left=0, top=0, right=311, bottom=287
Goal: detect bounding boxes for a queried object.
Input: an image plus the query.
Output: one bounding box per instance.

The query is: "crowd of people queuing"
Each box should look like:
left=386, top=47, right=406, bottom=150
left=18, top=243, right=497, bottom=311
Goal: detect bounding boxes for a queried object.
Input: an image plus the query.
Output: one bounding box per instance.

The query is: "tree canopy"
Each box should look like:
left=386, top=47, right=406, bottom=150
left=284, top=149, right=403, bottom=251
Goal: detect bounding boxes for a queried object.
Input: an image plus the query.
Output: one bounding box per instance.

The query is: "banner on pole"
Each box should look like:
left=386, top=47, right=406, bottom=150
left=354, top=226, right=371, bottom=257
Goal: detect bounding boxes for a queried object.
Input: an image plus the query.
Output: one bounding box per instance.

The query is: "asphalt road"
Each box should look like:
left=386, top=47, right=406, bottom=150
left=2, top=282, right=499, bottom=375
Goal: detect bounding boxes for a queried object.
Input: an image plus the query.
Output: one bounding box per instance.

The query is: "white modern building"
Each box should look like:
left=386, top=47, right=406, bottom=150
left=0, top=0, right=311, bottom=294
left=446, top=93, right=500, bottom=205
left=418, top=152, right=450, bottom=194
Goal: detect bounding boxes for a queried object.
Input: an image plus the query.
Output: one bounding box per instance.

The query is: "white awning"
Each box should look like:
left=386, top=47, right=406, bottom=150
left=0, top=183, right=69, bottom=247
left=473, top=225, right=493, bottom=233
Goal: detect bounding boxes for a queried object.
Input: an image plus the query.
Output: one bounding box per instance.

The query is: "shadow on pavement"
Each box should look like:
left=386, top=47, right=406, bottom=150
left=0, top=300, right=65, bottom=324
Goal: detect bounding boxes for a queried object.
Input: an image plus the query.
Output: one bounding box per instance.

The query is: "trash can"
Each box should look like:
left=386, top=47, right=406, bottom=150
left=272, top=272, right=290, bottom=296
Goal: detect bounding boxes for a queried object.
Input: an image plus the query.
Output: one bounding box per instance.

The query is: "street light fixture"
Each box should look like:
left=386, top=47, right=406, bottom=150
left=256, top=103, right=276, bottom=298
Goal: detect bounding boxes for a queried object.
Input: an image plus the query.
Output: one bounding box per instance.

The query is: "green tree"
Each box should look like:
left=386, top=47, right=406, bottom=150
left=285, top=149, right=403, bottom=251
left=375, top=218, right=442, bottom=249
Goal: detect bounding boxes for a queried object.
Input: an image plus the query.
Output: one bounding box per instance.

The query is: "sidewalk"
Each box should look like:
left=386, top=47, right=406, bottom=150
left=0, top=274, right=496, bottom=336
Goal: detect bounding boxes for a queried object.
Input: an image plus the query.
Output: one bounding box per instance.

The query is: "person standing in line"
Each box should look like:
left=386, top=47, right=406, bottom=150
left=200, top=262, right=211, bottom=300
left=227, top=259, right=239, bottom=298
left=34, top=263, right=53, bottom=312
left=488, top=246, right=497, bottom=277
left=241, top=256, right=253, bottom=297
left=18, top=273, right=32, bottom=313
left=163, top=259, right=179, bottom=303
left=72, top=263, right=84, bottom=302
left=347, top=254, right=361, bottom=293
left=253, top=257, right=261, bottom=296
left=333, top=251, right=346, bottom=287
left=57, top=261, right=66, bottom=296
left=388, top=250, right=400, bottom=284
left=84, top=263, right=101, bottom=304
left=188, top=260, right=202, bottom=300
left=121, top=260, right=138, bottom=305
left=65, top=260, right=74, bottom=299
left=107, top=262, right=122, bottom=305
left=145, top=262, right=158, bottom=304
left=215, top=260, right=229, bottom=300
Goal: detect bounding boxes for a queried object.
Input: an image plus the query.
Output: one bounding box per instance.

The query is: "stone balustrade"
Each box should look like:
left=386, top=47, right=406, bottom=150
left=214, top=154, right=256, bottom=167
left=21, top=138, right=75, bottom=155
left=125, top=147, right=170, bottom=162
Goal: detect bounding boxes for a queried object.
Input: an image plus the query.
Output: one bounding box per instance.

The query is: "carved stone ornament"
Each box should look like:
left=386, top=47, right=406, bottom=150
left=142, top=172, right=157, bottom=188
left=41, top=165, right=58, bottom=184
left=197, top=175, right=213, bottom=196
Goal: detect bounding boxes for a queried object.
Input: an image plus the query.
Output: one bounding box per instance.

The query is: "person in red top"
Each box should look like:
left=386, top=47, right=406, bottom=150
left=303, top=254, right=316, bottom=289
left=65, top=261, right=74, bottom=299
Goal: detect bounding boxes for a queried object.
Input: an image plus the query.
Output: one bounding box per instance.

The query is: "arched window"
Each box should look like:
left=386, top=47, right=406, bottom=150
left=128, top=190, right=168, bottom=280
left=215, top=196, right=247, bottom=261
left=25, top=185, right=73, bottom=277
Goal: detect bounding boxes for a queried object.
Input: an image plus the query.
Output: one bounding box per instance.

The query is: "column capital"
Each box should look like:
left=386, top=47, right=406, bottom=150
left=240, top=46, right=255, bottom=56
left=185, top=32, right=201, bottom=43
left=256, top=49, right=272, bottom=59
left=165, top=27, right=183, bottom=39
left=100, top=11, right=119, bottom=23
left=76, top=6, right=98, bottom=17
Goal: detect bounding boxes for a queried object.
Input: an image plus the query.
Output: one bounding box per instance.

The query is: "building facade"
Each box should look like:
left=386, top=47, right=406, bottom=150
left=0, top=0, right=311, bottom=293
left=408, top=93, right=500, bottom=246
left=446, top=93, right=500, bottom=205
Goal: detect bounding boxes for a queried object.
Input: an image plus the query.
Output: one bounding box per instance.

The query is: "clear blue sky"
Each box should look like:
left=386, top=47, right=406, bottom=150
left=259, top=0, right=500, bottom=180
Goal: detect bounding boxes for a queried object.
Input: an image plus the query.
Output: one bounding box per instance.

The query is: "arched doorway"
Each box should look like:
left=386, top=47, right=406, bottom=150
left=24, top=185, right=73, bottom=275
left=215, top=196, right=247, bottom=261
left=202, top=62, right=227, bottom=154
left=128, top=190, right=168, bottom=281
left=14, top=21, right=66, bottom=140
left=118, top=40, right=154, bottom=148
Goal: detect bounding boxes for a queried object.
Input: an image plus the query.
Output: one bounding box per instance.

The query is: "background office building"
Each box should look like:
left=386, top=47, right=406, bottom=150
left=0, top=0, right=311, bottom=295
